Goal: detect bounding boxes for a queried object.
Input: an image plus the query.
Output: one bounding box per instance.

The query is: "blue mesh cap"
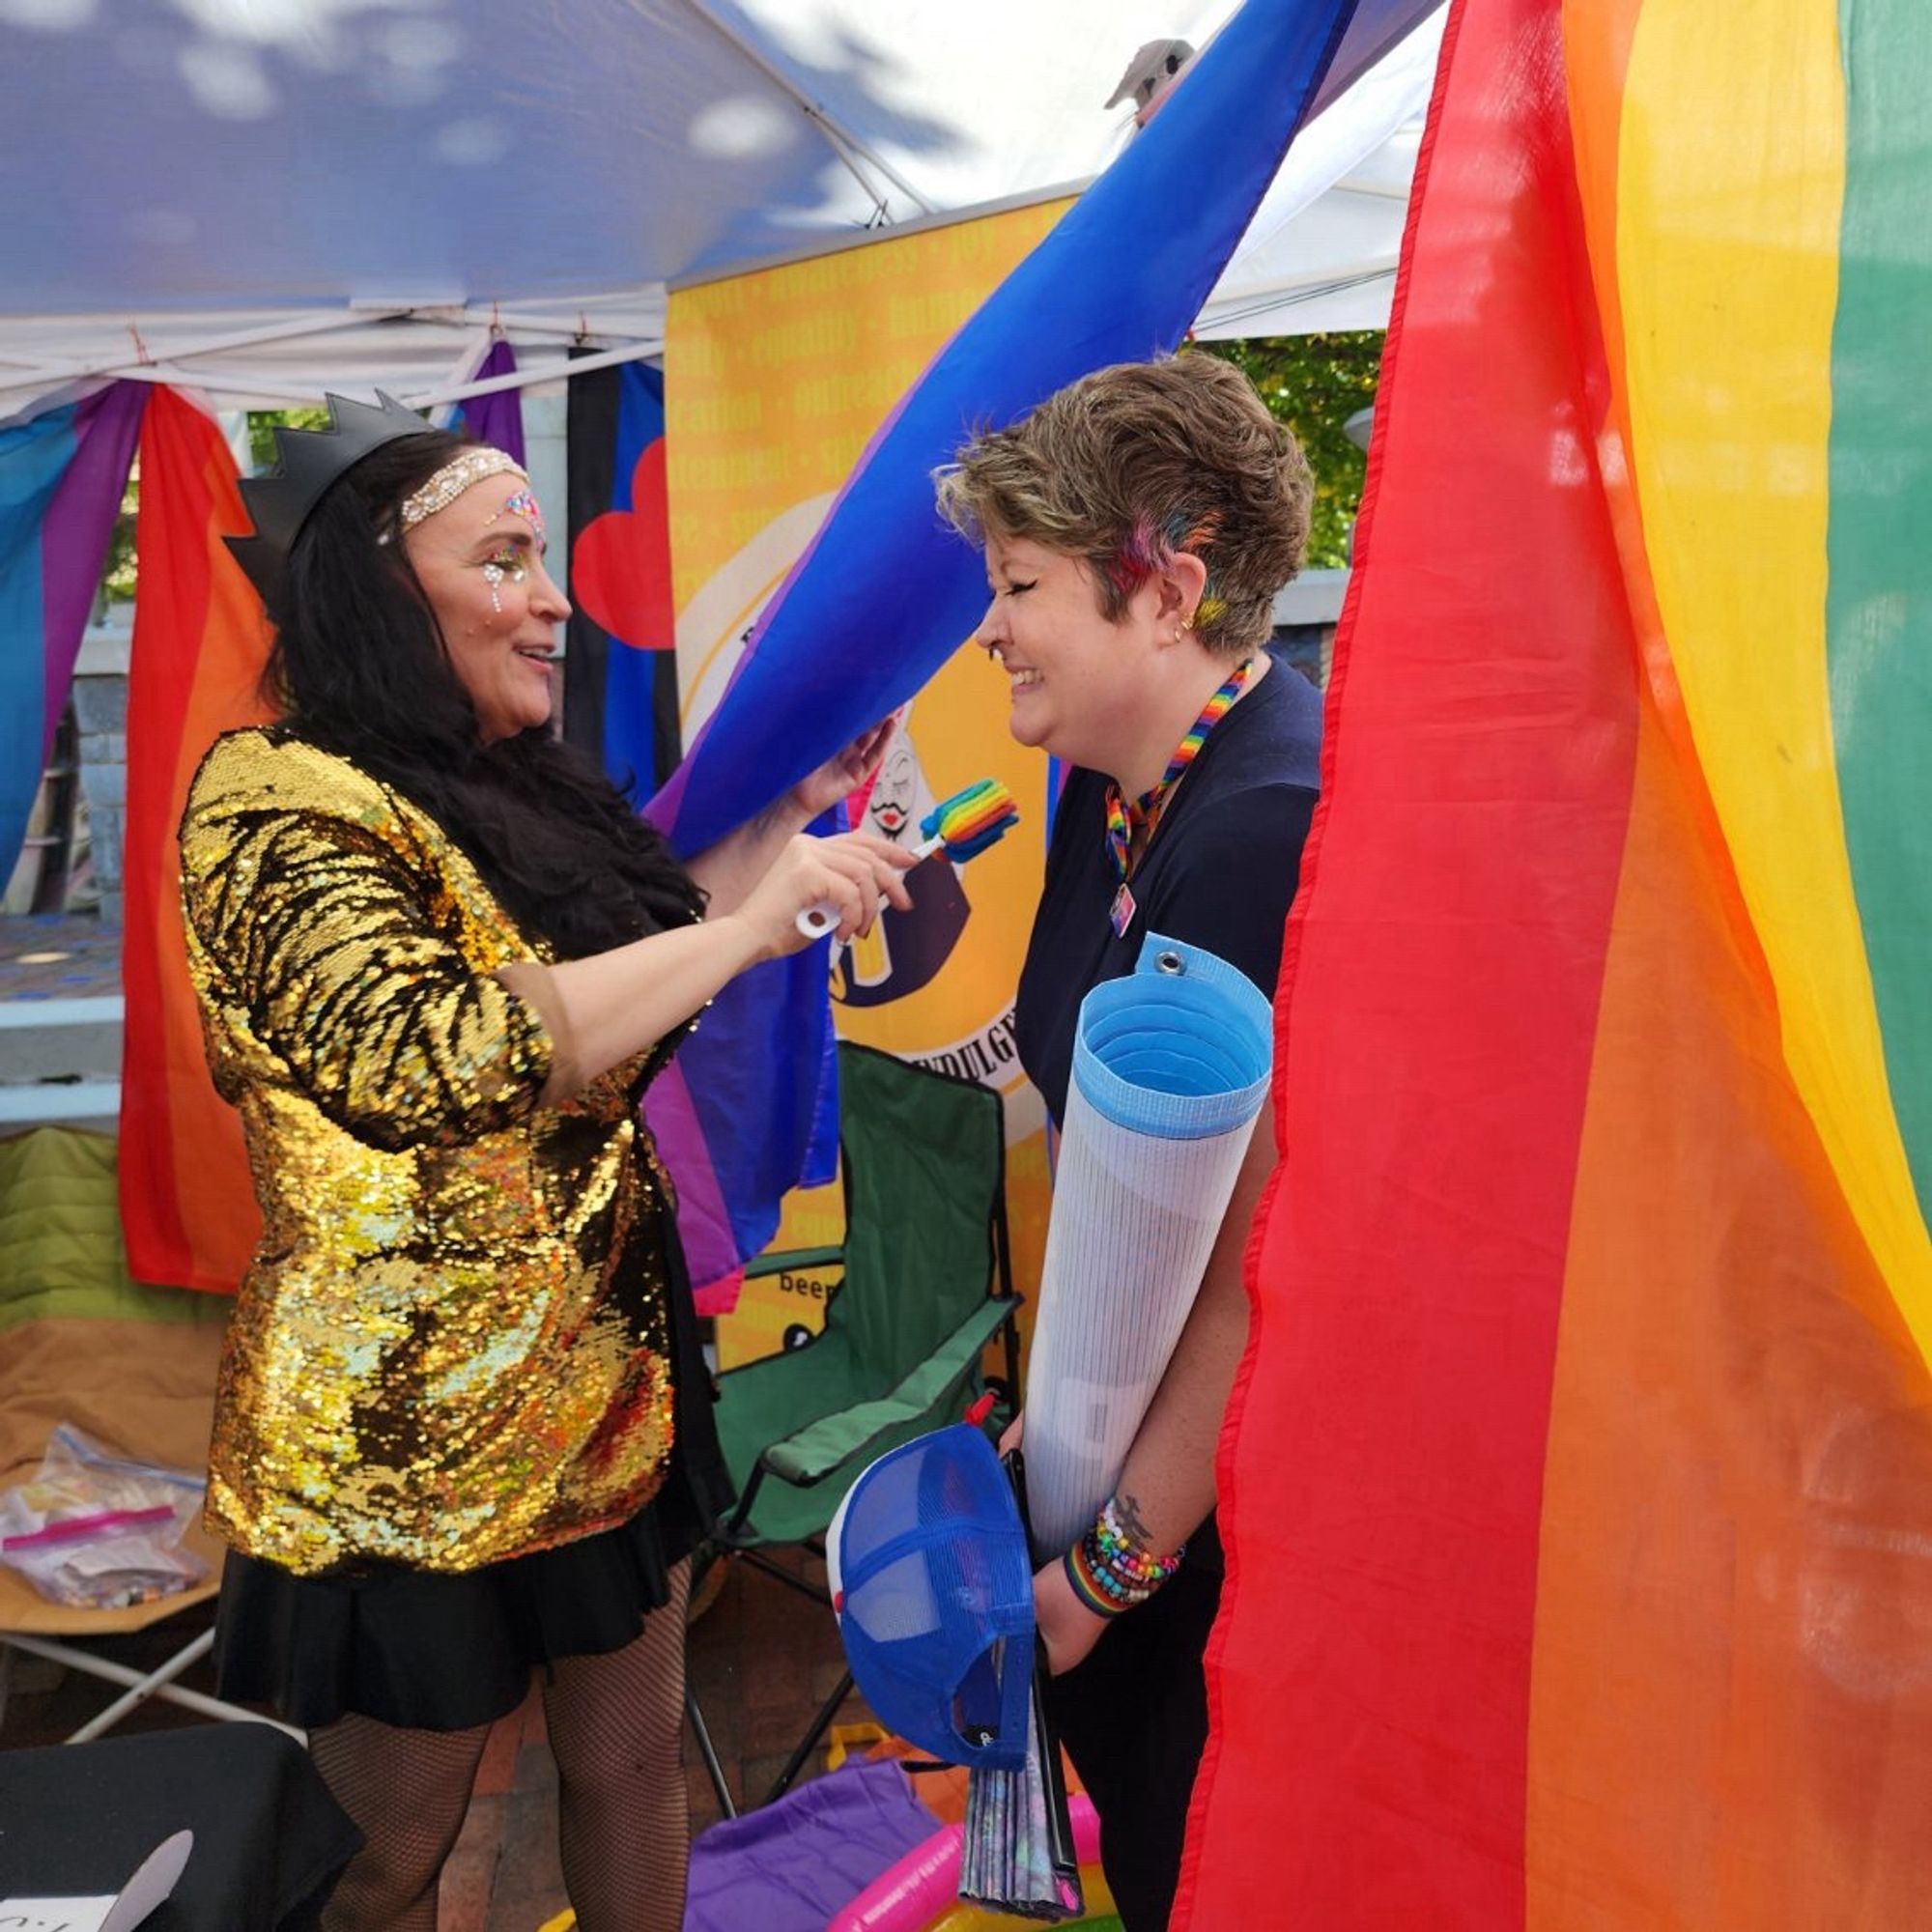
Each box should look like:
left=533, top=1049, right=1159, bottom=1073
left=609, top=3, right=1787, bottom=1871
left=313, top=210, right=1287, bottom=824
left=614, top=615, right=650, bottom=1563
left=827, top=1425, right=1035, bottom=1770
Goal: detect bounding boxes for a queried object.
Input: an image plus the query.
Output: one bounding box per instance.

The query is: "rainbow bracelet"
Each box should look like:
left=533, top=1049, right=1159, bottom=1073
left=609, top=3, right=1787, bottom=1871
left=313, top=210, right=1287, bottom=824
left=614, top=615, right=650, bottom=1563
left=1064, top=1496, right=1185, bottom=1618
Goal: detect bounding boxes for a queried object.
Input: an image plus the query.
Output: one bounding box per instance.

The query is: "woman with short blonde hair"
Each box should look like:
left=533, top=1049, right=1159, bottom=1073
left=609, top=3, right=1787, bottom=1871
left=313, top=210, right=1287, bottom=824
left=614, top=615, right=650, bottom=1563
left=938, top=352, right=1321, bottom=1931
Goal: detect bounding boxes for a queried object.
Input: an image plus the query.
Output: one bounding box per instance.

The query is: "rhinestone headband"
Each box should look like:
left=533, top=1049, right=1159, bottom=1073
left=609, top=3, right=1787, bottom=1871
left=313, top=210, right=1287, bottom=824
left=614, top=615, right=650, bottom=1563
left=395, top=448, right=527, bottom=532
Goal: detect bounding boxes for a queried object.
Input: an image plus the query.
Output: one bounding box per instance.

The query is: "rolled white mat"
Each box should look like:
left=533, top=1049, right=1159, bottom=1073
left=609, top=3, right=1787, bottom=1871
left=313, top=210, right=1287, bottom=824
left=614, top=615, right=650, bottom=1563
left=1021, top=932, right=1273, bottom=1561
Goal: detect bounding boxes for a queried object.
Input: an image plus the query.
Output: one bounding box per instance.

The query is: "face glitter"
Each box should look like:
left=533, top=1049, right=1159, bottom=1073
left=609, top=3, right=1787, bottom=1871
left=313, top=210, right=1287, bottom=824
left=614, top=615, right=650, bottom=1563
left=493, top=487, right=547, bottom=549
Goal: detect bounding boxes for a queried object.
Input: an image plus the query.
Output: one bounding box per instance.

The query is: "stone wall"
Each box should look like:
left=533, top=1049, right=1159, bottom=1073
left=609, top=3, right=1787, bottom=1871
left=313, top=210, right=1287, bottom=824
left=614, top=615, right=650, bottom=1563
left=72, top=619, right=131, bottom=926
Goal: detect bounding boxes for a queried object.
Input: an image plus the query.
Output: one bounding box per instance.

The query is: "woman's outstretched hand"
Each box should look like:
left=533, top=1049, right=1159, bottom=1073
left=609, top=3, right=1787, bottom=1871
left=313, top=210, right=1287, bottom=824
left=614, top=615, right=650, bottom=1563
left=788, top=719, right=897, bottom=821
left=730, top=832, right=915, bottom=962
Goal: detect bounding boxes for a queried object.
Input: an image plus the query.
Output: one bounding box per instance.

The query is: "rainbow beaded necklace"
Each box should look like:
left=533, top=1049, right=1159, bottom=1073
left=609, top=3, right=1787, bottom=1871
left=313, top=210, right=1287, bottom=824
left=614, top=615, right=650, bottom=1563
left=1104, top=656, right=1255, bottom=936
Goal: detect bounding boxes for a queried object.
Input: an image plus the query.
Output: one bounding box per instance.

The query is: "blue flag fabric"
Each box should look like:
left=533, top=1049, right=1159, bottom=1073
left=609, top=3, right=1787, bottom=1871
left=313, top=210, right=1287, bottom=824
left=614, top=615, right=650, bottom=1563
left=654, top=0, right=1415, bottom=857
left=552, top=358, right=841, bottom=1298
left=647, top=0, right=1438, bottom=1290
left=599, top=363, right=674, bottom=793
left=0, top=383, right=145, bottom=886
left=563, top=357, right=682, bottom=794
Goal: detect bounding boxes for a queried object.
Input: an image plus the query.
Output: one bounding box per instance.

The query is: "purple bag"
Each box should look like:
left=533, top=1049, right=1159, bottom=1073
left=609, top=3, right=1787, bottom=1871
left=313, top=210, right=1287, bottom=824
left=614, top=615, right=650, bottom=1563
left=683, top=1758, right=938, bottom=1932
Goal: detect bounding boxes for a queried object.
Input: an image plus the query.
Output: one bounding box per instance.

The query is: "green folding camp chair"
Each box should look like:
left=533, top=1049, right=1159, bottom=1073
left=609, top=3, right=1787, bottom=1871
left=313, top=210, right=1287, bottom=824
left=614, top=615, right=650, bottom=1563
left=686, top=1040, right=1021, bottom=1815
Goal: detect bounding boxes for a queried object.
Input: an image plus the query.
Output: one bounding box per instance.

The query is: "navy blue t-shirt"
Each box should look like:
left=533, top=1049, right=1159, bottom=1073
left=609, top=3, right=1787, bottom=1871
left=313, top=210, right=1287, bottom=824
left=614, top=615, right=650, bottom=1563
left=1014, top=659, right=1322, bottom=1128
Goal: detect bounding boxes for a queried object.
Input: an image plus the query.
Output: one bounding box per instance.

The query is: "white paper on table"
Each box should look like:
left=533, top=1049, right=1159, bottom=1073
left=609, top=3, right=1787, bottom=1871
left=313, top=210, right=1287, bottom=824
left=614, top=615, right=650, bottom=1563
left=0, top=1828, right=193, bottom=1932
left=0, top=1899, right=119, bottom=1932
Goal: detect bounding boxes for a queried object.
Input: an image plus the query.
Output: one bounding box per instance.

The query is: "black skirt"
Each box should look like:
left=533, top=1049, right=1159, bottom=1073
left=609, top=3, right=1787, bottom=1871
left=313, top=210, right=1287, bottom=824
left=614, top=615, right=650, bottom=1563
left=214, top=1226, right=734, bottom=1734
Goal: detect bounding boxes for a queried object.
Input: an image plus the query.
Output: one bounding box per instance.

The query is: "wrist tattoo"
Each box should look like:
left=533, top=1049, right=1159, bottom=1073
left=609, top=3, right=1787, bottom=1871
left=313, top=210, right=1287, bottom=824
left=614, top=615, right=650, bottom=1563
left=1065, top=1492, right=1184, bottom=1617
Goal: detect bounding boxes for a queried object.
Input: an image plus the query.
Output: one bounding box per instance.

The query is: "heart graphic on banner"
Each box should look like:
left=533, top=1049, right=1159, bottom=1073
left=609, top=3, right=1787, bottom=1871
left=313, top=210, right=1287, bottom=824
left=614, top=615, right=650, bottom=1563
left=571, top=438, right=675, bottom=649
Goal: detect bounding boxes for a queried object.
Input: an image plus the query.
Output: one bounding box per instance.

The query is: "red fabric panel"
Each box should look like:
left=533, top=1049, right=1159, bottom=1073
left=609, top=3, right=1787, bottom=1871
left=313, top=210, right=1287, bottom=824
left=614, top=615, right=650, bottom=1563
left=120, top=388, right=270, bottom=1292
left=1176, top=1, right=1640, bottom=1921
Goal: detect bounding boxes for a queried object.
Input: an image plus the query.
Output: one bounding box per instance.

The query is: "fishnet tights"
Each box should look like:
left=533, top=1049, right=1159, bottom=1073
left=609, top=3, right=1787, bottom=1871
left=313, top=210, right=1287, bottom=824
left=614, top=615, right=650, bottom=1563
left=544, top=1557, right=694, bottom=1932
left=309, top=1711, right=492, bottom=1931
left=307, top=1559, right=694, bottom=1931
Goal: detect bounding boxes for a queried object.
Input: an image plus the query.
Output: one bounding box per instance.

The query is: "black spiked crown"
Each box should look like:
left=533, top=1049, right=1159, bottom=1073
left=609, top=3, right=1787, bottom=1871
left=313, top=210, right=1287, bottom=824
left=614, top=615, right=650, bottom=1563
left=224, top=390, right=432, bottom=603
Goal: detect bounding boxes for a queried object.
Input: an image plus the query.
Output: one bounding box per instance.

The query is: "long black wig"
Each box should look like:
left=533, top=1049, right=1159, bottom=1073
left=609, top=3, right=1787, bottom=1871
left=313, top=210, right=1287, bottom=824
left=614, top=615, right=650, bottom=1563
left=263, top=429, right=704, bottom=958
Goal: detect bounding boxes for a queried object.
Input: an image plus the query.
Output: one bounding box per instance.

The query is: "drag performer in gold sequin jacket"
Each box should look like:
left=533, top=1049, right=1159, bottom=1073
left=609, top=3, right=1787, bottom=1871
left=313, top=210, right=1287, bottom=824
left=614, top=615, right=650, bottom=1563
left=182, top=727, right=685, bottom=1577
left=192, top=408, right=913, bottom=1927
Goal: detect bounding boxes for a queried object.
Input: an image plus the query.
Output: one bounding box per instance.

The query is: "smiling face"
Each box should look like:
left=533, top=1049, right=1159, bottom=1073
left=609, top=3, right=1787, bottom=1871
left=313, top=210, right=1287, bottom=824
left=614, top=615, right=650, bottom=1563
left=976, top=533, right=1156, bottom=772
left=403, top=469, right=569, bottom=743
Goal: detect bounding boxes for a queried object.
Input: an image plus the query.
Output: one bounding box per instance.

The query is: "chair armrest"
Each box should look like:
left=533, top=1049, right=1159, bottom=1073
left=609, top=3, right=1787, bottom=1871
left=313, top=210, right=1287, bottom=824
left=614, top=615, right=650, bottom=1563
left=742, top=1243, right=845, bottom=1282
left=761, top=1298, right=1018, bottom=1486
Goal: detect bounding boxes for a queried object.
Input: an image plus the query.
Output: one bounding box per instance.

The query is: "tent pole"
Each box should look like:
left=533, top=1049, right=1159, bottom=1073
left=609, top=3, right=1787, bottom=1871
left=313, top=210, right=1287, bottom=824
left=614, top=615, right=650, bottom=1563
left=1, top=333, right=666, bottom=420
left=5, top=305, right=656, bottom=393
left=1197, top=257, right=1401, bottom=310
left=458, top=312, right=653, bottom=341
left=406, top=338, right=663, bottom=410
left=429, top=325, right=497, bottom=423
left=676, top=0, right=935, bottom=218
left=0, top=308, right=421, bottom=389
left=0, top=363, right=326, bottom=409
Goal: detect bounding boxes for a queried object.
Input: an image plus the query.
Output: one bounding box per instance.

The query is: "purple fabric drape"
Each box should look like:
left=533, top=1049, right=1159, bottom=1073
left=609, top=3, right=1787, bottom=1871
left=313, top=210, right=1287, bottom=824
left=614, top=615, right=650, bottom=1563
left=457, top=338, right=526, bottom=465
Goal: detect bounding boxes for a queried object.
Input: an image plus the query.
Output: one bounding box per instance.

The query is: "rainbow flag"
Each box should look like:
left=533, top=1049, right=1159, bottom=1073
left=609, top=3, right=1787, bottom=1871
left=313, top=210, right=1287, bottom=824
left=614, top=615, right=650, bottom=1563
left=1180, top=1, right=1932, bottom=1924
left=119, top=388, right=270, bottom=1293
left=0, top=382, right=144, bottom=883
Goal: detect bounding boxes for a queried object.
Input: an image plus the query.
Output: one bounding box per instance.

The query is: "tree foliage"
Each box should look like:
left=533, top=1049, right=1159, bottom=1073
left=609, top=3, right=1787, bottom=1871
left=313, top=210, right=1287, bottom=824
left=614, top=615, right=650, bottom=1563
left=1189, top=331, right=1384, bottom=570
left=99, top=406, right=335, bottom=612
left=101, top=474, right=139, bottom=609
left=247, top=405, right=331, bottom=469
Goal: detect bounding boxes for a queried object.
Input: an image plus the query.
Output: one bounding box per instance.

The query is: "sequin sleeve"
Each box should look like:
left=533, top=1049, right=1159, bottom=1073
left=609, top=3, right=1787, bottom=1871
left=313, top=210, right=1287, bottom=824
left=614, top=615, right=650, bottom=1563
left=180, top=732, right=555, bottom=1152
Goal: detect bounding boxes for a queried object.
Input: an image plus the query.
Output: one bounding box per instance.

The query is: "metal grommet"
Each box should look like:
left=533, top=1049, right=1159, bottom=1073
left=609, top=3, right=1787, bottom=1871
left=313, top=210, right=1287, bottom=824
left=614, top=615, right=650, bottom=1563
left=1155, top=950, right=1185, bottom=976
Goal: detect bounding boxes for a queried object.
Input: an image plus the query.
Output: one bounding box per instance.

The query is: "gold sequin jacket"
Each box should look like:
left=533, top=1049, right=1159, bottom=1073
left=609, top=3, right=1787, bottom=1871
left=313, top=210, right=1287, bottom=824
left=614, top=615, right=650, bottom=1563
left=181, top=727, right=681, bottom=1576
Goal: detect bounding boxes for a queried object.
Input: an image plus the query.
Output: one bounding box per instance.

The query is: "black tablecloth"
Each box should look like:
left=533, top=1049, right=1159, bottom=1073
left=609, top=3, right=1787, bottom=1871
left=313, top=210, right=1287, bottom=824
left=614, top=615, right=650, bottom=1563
left=0, top=1723, right=360, bottom=1930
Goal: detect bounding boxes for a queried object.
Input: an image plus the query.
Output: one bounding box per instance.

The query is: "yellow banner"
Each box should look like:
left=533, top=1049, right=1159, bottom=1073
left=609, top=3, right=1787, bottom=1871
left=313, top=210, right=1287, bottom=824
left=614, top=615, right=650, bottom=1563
left=666, top=202, right=1072, bottom=1370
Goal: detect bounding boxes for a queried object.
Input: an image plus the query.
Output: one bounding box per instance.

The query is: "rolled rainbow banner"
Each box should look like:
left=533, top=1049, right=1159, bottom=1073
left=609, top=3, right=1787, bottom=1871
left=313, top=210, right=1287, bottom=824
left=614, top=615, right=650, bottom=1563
left=1022, top=933, right=1272, bottom=1559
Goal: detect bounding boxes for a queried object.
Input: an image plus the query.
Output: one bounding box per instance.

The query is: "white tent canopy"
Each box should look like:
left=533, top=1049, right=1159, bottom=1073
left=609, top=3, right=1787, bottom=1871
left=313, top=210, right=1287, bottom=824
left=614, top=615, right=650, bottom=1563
left=1196, top=8, right=1436, bottom=338
left=2, top=0, right=1440, bottom=416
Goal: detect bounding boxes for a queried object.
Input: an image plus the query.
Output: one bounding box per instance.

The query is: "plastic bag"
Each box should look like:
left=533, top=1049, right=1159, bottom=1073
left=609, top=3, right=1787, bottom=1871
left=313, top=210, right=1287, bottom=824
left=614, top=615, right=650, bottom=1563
left=0, top=1422, right=208, bottom=1609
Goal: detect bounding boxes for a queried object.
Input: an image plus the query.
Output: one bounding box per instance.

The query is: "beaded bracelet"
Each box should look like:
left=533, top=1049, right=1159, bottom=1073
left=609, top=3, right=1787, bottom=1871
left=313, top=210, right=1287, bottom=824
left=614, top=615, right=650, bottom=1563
left=1063, top=1495, right=1185, bottom=1618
